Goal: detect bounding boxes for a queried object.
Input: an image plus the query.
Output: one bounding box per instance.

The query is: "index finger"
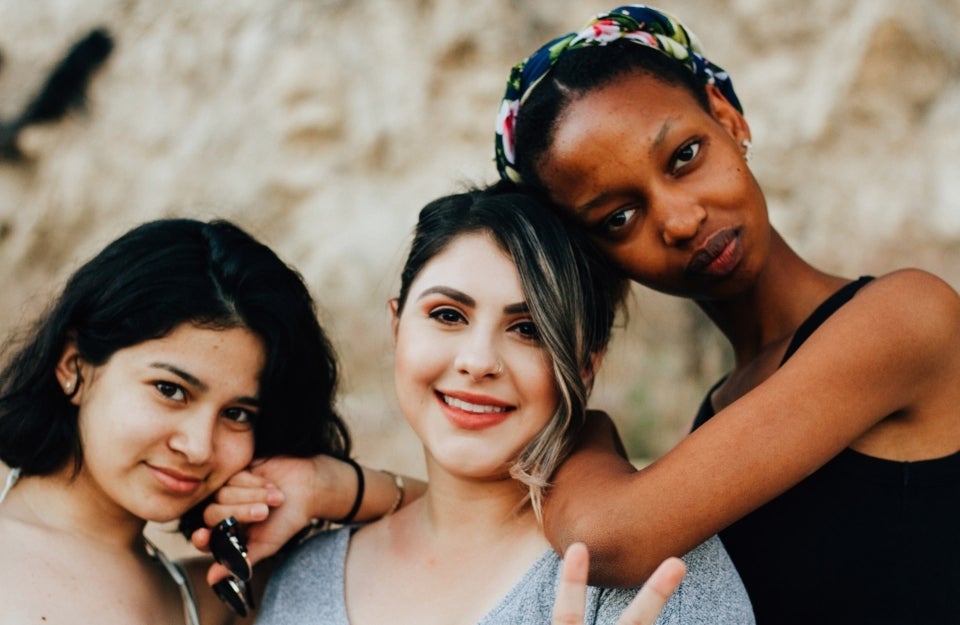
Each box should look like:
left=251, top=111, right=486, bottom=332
left=552, top=542, right=590, bottom=625
left=616, top=557, right=686, bottom=625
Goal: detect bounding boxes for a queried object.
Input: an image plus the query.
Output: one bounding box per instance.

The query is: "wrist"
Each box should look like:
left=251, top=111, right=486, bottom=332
left=380, top=470, right=405, bottom=516
left=307, top=455, right=358, bottom=521
left=332, top=457, right=364, bottom=524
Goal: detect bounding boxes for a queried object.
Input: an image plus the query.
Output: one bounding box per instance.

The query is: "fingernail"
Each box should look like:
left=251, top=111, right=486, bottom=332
left=250, top=503, right=270, bottom=519
left=266, top=489, right=285, bottom=506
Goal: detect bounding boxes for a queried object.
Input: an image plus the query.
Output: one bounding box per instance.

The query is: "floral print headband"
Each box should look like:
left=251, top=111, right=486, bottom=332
left=495, top=4, right=742, bottom=184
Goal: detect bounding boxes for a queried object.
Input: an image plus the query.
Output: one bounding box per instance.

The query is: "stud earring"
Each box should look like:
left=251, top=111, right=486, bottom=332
left=64, top=381, right=72, bottom=392
left=742, top=139, right=753, bottom=163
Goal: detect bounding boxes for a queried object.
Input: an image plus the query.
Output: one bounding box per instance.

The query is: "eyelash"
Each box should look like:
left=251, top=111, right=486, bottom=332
left=155, top=381, right=186, bottom=401
left=511, top=320, right=541, bottom=342
left=671, top=139, right=702, bottom=173
left=428, top=307, right=541, bottom=342
left=153, top=381, right=256, bottom=426
left=223, top=407, right=255, bottom=425
left=429, top=307, right=465, bottom=325
left=598, top=207, right=639, bottom=237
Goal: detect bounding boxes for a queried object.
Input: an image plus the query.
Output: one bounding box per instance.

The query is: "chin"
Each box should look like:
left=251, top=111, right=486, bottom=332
left=433, top=451, right=512, bottom=481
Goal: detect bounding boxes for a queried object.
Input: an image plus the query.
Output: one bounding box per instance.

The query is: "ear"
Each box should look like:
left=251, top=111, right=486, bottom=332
left=705, top=83, right=752, bottom=148
left=55, top=339, right=85, bottom=404
left=581, top=349, right=607, bottom=390
left=388, top=299, right=401, bottom=346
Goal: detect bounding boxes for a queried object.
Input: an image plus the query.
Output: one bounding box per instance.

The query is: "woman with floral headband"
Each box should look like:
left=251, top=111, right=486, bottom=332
left=494, top=5, right=960, bottom=625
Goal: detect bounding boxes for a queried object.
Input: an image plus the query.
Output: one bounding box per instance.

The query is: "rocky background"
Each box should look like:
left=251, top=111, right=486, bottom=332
left=1, top=0, right=958, bottom=483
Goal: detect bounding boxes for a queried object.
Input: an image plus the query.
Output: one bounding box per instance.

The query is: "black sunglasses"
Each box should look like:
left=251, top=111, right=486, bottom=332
left=179, top=504, right=255, bottom=616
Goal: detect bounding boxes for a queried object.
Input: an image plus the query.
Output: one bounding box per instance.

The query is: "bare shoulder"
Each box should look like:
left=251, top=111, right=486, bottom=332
left=855, top=269, right=960, bottom=345
left=867, top=268, right=960, bottom=305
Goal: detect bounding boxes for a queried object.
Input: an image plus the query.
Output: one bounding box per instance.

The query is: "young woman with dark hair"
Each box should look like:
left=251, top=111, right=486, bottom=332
left=0, top=218, right=358, bottom=624
left=494, top=5, right=960, bottom=624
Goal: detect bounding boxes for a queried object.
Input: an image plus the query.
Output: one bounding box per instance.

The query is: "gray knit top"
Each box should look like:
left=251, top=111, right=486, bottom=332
left=255, top=528, right=754, bottom=625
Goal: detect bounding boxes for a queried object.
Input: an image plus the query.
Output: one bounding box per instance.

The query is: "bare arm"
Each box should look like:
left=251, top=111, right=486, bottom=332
left=544, top=270, right=960, bottom=586
left=195, top=455, right=426, bottom=585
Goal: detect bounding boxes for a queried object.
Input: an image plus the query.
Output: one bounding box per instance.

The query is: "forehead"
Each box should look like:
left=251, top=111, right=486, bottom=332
left=552, top=73, right=706, bottom=157
left=540, top=74, right=708, bottom=202
left=111, top=323, right=265, bottom=383
left=411, top=232, right=521, bottom=298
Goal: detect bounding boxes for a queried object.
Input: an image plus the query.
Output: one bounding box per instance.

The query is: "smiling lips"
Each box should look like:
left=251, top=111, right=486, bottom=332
left=437, top=392, right=514, bottom=430
left=686, top=228, right=742, bottom=277
left=147, top=464, right=204, bottom=494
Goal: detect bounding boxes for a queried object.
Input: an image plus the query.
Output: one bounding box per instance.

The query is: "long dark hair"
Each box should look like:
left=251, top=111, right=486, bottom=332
left=0, top=218, right=350, bottom=475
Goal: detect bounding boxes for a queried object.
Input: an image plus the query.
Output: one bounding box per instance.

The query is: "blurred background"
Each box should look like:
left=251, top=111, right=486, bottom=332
left=1, top=0, right=958, bottom=486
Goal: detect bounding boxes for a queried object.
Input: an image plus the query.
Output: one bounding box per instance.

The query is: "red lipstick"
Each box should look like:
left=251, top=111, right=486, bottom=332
left=436, top=391, right=514, bottom=431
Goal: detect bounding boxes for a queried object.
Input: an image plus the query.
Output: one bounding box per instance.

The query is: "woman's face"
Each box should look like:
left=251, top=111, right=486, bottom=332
left=392, top=232, right=558, bottom=480
left=62, top=323, right=261, bottom=523
left=537, top=72, right=770, bottom=300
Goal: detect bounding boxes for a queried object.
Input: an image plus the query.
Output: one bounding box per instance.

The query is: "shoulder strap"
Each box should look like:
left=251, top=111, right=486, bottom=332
left=144, top=537, right=202, bottom=625
left=0, top=467, right=21, bottom=503
left=780, top=276, right=875, bottom=366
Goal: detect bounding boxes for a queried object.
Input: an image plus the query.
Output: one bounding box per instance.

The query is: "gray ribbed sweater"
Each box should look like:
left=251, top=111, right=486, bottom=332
left=256, top=528, right=754, bottom=624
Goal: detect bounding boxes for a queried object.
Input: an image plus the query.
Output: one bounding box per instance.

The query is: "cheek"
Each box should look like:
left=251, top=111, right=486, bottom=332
left=78, top=389, right=153, bottom=453
left=214, top=432, right=255, bottom=480
left=517, top=352, right=560, bottom=426
left=596, top=241, right=656, bottom=283
left=392, top=331, right=448, bottom=416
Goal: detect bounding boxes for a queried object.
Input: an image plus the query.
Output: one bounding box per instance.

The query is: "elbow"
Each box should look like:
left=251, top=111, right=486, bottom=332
left=551, top=510, right=661, bottom=588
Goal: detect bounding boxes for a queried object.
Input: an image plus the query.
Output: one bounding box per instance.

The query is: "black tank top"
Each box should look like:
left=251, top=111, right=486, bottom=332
left=692, top=277, right=960, bottom=625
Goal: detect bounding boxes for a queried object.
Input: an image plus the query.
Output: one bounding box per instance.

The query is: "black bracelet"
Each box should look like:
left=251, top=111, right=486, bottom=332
left=333, top=457, right=364, bottom=524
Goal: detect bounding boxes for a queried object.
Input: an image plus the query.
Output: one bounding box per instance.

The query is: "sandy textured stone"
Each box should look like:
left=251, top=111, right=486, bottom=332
left=0, top=0, right=958, bottom=476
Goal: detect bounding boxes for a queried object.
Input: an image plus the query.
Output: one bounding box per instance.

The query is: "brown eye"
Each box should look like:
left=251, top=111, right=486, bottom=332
left=672, top=141, right=701, bottom=172
left=155, top=381, right=185, bottom=401
left=429, top=307, right=466, bottom=325
left=512, top=320, right=541, bottom=341
left=601, top=208, right=638, bottom=236
left=223, top=407, right=255, bottom=426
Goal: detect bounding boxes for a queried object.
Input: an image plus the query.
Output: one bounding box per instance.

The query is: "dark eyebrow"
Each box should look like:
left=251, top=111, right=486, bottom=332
left=149, top=363, right=260, bottom=407
left=651, top=118, right=675, bottom=153
left=575, top=194, right=610, bottom=217
left=417, top=286, right=475, bottom=308
left=417, top=286, right=528, bottom=316
left=151, top=363, right=206, bottom=391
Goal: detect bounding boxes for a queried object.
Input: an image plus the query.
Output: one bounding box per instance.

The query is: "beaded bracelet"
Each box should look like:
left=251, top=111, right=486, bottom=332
left=381, top=470, right=405, bottom=516
left=333, top=457, right=364, bottom=525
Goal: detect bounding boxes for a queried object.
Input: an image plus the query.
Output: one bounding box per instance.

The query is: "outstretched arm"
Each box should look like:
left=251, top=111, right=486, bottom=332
left=544, top=270, right=960, bottom=586
left=193, top=455, right=426, bottom=585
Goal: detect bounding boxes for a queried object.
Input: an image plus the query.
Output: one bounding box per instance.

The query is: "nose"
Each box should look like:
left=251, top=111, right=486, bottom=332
left=168, top=412, right=216, bottom=465
left=657, top=199, right=706, bottom=247
left=454, top=331, right=504, bottom=380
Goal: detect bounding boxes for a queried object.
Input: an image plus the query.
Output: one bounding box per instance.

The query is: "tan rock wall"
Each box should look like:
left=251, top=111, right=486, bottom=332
left=1, top=0, right=958, bottom=478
